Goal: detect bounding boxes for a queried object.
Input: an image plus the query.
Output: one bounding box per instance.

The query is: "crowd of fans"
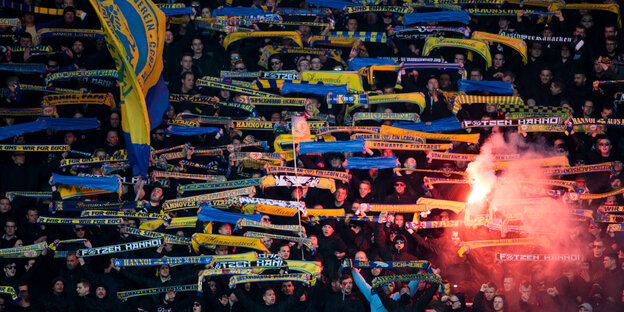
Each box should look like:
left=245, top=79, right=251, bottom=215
left=1, top=0, right=624, bottom=311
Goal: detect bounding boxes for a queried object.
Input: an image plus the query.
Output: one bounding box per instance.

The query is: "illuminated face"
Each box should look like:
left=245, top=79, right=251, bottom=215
left=371, top=267, right=382, bottom=276
left=76, top=283, right=89, bottom=296
left=53, top=280, right=64, bottom=294
left=503, top=277, right=515, bottom=292
left=484, top=287, right=496, bottom=301
left=359, top=183, right=371, bottom=198
left=281, top=282, right=294, bottom=295
left=278, top=245, right=290, bottom=259
left=597, top=139, right=612, bottom=156
left=322, top=225, right=334, bottom=237
left=191, top=39, right=203, bottom=54
left=96, top=286, right=106, bottom=299
left=342, top=278, right=353, bottom=294
left=520, top=285, right=531, bottom=300
left=354, top=251, right=368, bottom=261
left=262, top=289, right=276, bottom=305
left=493, top=297, right=504, bottom=311
left=335, top=188, right=348, bottom=202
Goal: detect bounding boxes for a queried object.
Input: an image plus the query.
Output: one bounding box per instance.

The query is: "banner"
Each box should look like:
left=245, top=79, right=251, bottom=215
left=262, top=175, right=336, bottom=192
left=80, top=210, right=166, bottom=220
left=244, top=231, right=314, bottom=251
left=179, top=178, right=262, bottom=193
left=235, top=219, right=302, bottom=234
left=265, top=165, right=349, bottom=183
left=0, top=144, right=68, bottom=152
left=46, top=70, right=118, bottom=85
left=117, top=284, right=197, bottom=300
left=462, top=117, right=561, bottom=128
left=499, top=31, right=572, bottom=43
left=191, top=233, right=269, bottom=253
left=89, top=0, right=170, bottom=177
left=229, top=273, right=312, bottom=288
left=38, top=216, right=122, bottom=225
left=76, top=239, right=161, bottom=257
left=496, top=253, right=581, bottom=262
left=458, top=238, right=550, bottom=257
left=380, top=125, right=480, bottom=144
left=120, top=226, right=191, bottom=245
left=366, top=141, right=451, bottom=151
left=353, top=112, right=419, bottom=123
left=38, top=28, right=104, bottom=39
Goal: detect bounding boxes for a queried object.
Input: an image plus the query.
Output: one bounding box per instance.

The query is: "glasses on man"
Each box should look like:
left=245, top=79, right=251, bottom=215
left=598, top=142, right=611, bottom=146
left=271, top=61, right=281, bottom=65
left=394, top=240, right=405, bottom=244
left=5, top=265, right=15, bottom=269
left=231, top=56, right=240, bottom=60
left=394, top=183, right=406, bottom=187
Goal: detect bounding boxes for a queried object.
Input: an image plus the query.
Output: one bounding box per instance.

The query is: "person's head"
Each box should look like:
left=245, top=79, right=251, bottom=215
left=395, top=214, right=405, bottom=228
left=470, top=68, right=484, bottom=81
left=393, top=235, right=406, bottom=251
left=454, top=53, right=466, bottom=65
left=358, top=180, right=371, bottom=199
left=158, top=264, right=170, bottom=278
left=106, top=129, right=119, bottom=146
left=530, top=42, right=543, bottom=59
left=26, top=208, right=38, bottom=224
left=3, top=219, right=16, bottom=236
left=580, top=14, right=593, bottom=30
left=0, top=199, right=9, bottom=214
left=578, top=303, right=593, bottom=312
left=485, top=282, right=497, bottom=300
left=539, top=68, right=553, bottom=85
left=66, top=253, right=79, bottom=270
left=439, top=72, right=452, bottom=89
left=582, top=100, right=594, bottom=117
left=574, top=25, right=587, bottom=38
left=95, top=285, right=106, bottom=299
left=3, top=262, right=16, bottom=277
left=180, top=54, right=193, bottom=71
left=233, top=60, right=246, bottom=71
left=340, top=275, right=354, bottom=294
left=181, top=71, right=195, bottom=90
left=191, top=38, right=204, bottom=55
left=229, top=51, right=242, bottom=66
left=62, top=6, right=75, bottom=24
left=354, top=251, right=368, bottom=261
left=310, top=57, right=322, bottom=71
left=603, top=253, right=618, bottom=270
left=574, top=71, right=587, bottom=87
left=52, top=279, right=64, bottom=295
left=493, top=295, right=505, bottom=312
left=277, top=243, right=290, bottom=259
left=281, top=281, right=294, bottom=296
left=321, top=220, right=335, bottom=237
left=270, top=111, right=281, bottom=122
left=493, top=52, right=505, bottom=69
left=550, top=78, right=565, bottom=96
left=46, top=58, right=59, bottom=73
left=76, top=279, right=90, bottom=296
left=149, top=186, right=164, bottom=203
left=200, top=7, right=211, bottom=18
left=604, top=37, right=618, bottom=54
left=72, top=39, right=84, bottom=55
left=296, top=57, right=310, bottom=72
left=334, top=185, right=348, bottom=203
left=346, top=17, right=358, bottom=31
left=394, top=179, right=407, bottom=194
left=269, top=56, right=283, bottom=71
left=519, top=281, right=531, bottom=298
left=262, top=288, right=276, bottom=305
left=595, top=136, right=612, bottom=157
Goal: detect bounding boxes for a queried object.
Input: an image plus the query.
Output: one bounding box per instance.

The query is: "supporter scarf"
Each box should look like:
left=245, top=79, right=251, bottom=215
left=152, top=143, right=187, bottom=154
left=499, top=31, right=573, bottom=43
left=239, top=160, right=270, bottom=170
left=281, top=81, right=348, bottom=96
left=261, top=71, right=300, bottom=80
left=166, top=125, right=220, bottom=136
left=197, top=269, right=258, bottom=293
left=51, top=173, right=121, bottom=194
left=81, top=210, right=166, bottom=220
left=223, top=31, right=302, bottom=49
left=569, top=187, right=624, bottom=201
left=37, top=28, right=104, bottom=39
left=197, top=206, right=263, bottom=224
left=499, top=103, right=570, bottom=115
left=300, top=71, right=364, bottom=93
left=260, top=45, right=342, bottom=69
left=423, top=37, right=492, bottom=68
left=341, top=259, right=432, bottom=274
left=343, top=6, right=412, bottom=14
left=327, top=31, right=387, bottom=43
left=494, top=156, right=569, bottom=170
left=327, top=93, right=425, bottom=112
left=262, top=175, right=336, bottom=192
left=310, top=215, right=383, bottom=222
left=195, top=78, right=281, bottom=98
left=163, top=187, right=256, bottom=210
left=140, top=217, right=197, bottom=230
left=178, top=161, right=230, bottom=175
left=453, top=95, right=523, bottom=114
left=352, top=133, right=424, bottom=143
left=381, top=125, right=480, bottom=144
left=46, top=70, right=118, bottom=85
left=76, top=239, right=161, bottom=257
left=38, top=216, right=122, bottom=225
left=238, top=197, right=304, bottom=210
left=244, top=231, right=314, bottom=251
left=265, top=165, right=349, bottom=183
left=607, top=224, right=624, bottom=232
left=120, top=226, right=191, bottom=245
left=353, top=112, right=419, bottom=123
left=551, top=3, right=621, bottom=27
left=229, top=273, right=312, bottom=289
left=462, top=117, right=561, bottom=128
left=0, top=63, right=47, bottom=73
left=9, top=45, right=52, bottom=53
left=18, top=84, right=84, bottom=94
left=467, top=8, right=550, bottom=16
left=316, top=126, right=379, bottom=135
left=275, top=7, right=329, bottom=16
left=255, top=204, right=300, bottom=217
left=0, top=286, right=19, bottom=303
left=517, top=124, right=569, bottom=134
left=113, top=256, right=217, bottom=267
left=458, top=80, right=514, bottom=94
left=231, top=120, right=284, bottom=131
left=417, top=198, right=465, bottom=214
left=160, top=148, right=222, bottom=161
left=0, top=106, right=56, bottom=117
left=278, top=260, right=321, bottom=276
left=60, top=153, right=127, bottom=168
left=366, top=141, right=451, bottom=151
left=567, top=118, right=624, bottom=128
left=243, top=96, right=309, bottom=107
left=372, top=274, right=440, bottom=288
left=117, top=284, right=197, bottom=301
left=176, top=114, right=233, bottom=125
left=345, top=156, right=398, bottom=169
left=179, top=178, right=262, bottom=193
left=0, top=18, right=18, bottom=26
left=424, top=177, right=468, bottom=190
left=602, top=206, right=624, bottom=214
left=404, top=11, right=470, bottom=25
left=392, top=118, right=463, bottom=133
left=569, top=209, right=594, bottom=218
left=391, top=26, right=470, bottom=38
left=56, top=184, right=112, bottom=199
left=191, top=233, right=269, bottom=253
left=405, top=220, right=463, bottom=230
left=358, top=203, right=428, bottom=213
left=299, top=140, right=365, bottom=154
left=496, top=253, right=581, bottom=262
left=235, top=219, right=302, bottom=234
left=230, top=152, right=283, bottom=164
left=151, top=171, right=226, bottom=182
left=5, top=191, right=52, bottom=201
left=0, top=117, right=100, bottom=141
left=458, top=238, right=550, bottom=257
left=394, top=168, right=467, bottom=176
left=0, top=242, right=47, bottom=256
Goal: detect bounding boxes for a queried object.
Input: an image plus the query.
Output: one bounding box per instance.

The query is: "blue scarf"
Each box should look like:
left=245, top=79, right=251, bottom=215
left=51, top=173, right=121, bottom=194
left=299, top=140, right=365, bottom=154
left=345, top=156, right=398, bottom=169
left=348, top=58, right=396, bottom=70
left=166, top=125, right=221, bottom=136
left=306, top=0, right=361, bottom=10
left=160, top=7, right=194, bottom=16
left=0, top=63, right=47, bottom=73
left=281, top=82, right=348, bottom=96
left=197, top=206, right=263, bottom=224
left=0, top=117, right=100, bottom=141
left=403, top=11, right=470, bottom=25
left=392, top=117, right=462, bottom=132
left=212, top=7, right=266, bottom=17
left=457, top=80, right=513, bottom=95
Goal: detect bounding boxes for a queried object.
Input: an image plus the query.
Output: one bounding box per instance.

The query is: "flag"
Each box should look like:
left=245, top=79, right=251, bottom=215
left=292, top=113, right=311, bottom=143
left=89, top=0, right=169, bottom=177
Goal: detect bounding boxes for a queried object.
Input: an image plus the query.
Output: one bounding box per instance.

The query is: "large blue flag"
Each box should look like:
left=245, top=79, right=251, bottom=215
left=89, top=0, right=169, bottom=177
